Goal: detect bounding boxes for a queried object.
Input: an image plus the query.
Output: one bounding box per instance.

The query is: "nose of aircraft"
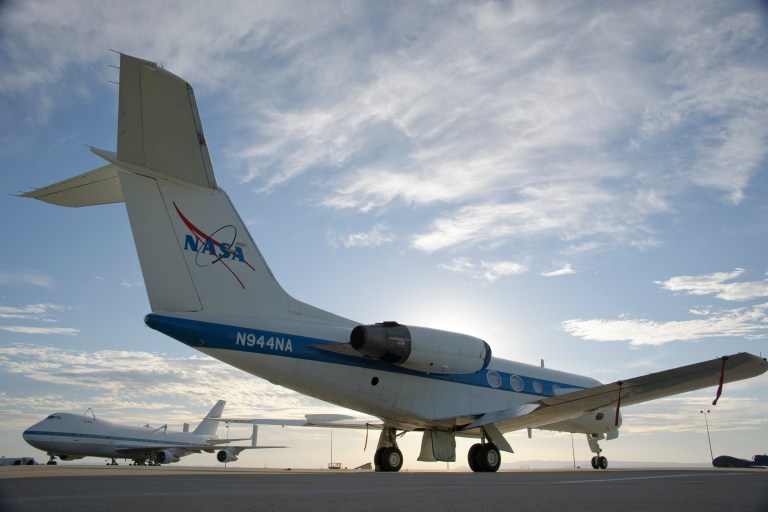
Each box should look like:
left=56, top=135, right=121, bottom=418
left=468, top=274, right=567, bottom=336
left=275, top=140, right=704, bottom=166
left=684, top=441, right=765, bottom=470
left=22, top=428, right=35, bottom=446
left=22, top=418, right=47, bottom=447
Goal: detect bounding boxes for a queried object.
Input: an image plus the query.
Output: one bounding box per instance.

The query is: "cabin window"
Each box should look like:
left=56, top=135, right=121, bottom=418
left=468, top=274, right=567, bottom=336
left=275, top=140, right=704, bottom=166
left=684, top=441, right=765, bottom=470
left=509, top=375, right=524, bottom=392
left=486, top=371, right=502, bottom=388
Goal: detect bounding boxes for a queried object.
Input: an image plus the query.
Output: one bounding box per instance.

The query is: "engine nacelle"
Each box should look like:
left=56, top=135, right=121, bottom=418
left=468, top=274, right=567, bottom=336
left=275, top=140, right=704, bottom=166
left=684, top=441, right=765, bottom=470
left=350, top=322, right=491, bottom=375
left=155, top=450, right=181, bottom=464
left=217, top=448, right=238, bottom=463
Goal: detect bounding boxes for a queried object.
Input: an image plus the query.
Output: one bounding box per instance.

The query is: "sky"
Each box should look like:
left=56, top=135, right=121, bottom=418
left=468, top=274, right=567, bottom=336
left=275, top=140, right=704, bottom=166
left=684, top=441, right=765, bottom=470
left=1, top=0, right=767, bottom=470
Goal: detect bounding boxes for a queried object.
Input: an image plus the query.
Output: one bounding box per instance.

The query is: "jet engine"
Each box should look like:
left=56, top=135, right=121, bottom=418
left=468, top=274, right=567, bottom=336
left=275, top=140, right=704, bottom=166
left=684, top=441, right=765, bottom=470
left=350, top=322, right=492, bottom=375
left=217, top=448, right=238, bottom=463
left=155, top=450, right=181, bottom=464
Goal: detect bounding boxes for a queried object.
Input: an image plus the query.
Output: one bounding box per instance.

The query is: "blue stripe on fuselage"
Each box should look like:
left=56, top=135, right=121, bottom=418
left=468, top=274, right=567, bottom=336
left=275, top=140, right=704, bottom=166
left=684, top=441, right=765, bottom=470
left=22, top=430, right=196, bottom=448
left=144, top=313, right=585, bottom=398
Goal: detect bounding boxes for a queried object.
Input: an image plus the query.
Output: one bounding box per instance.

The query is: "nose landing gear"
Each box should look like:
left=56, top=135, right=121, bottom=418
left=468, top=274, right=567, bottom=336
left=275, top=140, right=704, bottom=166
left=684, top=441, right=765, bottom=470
left=587, top=434, right=609, bottom=469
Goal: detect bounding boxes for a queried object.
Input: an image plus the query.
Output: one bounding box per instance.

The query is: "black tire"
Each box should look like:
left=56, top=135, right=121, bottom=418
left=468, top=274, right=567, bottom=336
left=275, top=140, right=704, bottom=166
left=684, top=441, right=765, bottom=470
left=380, top=447, right=403, bottom=472
left=476, top=444, right=501, bottom=472
left=468, top=443, right=482, bottom=472
left=374, top=446, right=386, bottom=468
left=590, top=456, right=599, bottom=469
left=598, top=456, right=608, bottom=469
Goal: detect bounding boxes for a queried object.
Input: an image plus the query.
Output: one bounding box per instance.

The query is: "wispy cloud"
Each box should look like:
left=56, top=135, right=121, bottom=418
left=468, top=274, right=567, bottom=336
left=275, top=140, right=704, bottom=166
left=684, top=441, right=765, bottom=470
left=619, top=394, right=768, bottom=435
left=562, top=303, right=768, bottom=346
left=563, top=268, right=768, bottom=345
left=0, top=270, right=54, bottom=288
left=0, top=303, right=65, bottom=316
left=330, top=224, right=396, bottom=249
left=0, top=303, right=78, bottom=335
left=0, top=326, right=79, bottom=335
left=2, top=1, right=766, bottom=265
left=541, top=264, right=576, bottom=277
left=440, top=257, right=526, bottom=283
left=656, top=268, right=768, bottom=301
left=226, top=1, right=762, bottom=262
left=0, top=344, right=320, bottom=417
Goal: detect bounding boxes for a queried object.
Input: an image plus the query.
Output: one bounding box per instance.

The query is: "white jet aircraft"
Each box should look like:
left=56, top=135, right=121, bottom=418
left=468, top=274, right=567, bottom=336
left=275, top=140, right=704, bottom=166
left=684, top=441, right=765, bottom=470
left=23, top=54, right=768, bottom=472
left=23, top=400, right=280, bottom=465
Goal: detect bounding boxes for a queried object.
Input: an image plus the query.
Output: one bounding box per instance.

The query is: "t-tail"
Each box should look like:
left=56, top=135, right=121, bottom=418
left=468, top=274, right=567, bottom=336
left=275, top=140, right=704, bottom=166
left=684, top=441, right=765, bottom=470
left=23, top=53, right=349, bottom=326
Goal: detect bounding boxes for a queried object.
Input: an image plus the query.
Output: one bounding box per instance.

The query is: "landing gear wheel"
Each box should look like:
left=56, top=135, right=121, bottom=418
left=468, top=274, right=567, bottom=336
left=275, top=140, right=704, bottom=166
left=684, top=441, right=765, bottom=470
left=591, top=456, right=599, bottom=469
left=475, top=444, right=501, bottom=472
left=598, top=456, right=608, bottom=469
left=468, top=443, right=482, bottom=472
left=374, top=446, right=385, bottom=469
left=380, top=447, right=403, bottom=472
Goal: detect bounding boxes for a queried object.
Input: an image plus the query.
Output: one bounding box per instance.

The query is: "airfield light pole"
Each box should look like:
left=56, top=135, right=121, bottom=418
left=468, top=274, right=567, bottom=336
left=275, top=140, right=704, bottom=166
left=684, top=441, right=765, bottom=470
left=700, top=409, right=713, bottom=463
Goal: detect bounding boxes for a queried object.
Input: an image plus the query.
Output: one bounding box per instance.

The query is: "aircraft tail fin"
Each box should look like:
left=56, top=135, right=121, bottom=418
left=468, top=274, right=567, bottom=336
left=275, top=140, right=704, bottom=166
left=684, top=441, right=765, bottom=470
left=115, top=53, right=217, bottom=190
left=22, top=53, right=351, bottom=324
left=193, top=400, right=226, bottom=436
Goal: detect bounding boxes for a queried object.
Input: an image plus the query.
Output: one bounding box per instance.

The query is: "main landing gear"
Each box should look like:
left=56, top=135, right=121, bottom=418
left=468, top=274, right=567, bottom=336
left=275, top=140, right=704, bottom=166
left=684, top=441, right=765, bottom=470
left=46, top=454, right=58, bottom=465
left=373, top=427, right=504, bottom=473
left=374, top=446, right=404, bottom=472
left=468, top=442, right=501, bottom=472
left=374, top=427, right=404, bottom=472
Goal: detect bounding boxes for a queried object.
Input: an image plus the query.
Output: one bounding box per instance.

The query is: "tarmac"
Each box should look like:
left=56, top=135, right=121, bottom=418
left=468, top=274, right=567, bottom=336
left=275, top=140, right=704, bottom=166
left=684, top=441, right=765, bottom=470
left=1, top=465, right=766, bottom=512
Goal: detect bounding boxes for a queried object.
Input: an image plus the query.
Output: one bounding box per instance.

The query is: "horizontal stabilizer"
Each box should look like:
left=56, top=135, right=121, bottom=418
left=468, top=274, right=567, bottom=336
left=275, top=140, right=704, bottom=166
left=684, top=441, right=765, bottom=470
left=21, top=164, right=122, bottom=207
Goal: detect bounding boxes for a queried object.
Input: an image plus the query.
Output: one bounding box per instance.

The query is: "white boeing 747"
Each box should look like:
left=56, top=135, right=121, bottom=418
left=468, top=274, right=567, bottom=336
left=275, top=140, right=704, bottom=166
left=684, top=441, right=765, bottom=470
left=23, top=400, right=280, bottom=465
left=22, top=54, right=768, bottom=472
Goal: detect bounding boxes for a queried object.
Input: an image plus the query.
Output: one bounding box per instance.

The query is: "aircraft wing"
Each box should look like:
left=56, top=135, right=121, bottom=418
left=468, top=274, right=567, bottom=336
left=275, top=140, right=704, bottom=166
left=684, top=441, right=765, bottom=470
left=204, top=436, right=252, bottom=445
left=113, top=443, right=285, bottom=456
left=467, top=352, right=768, bottom=432
left=113, top=445, right=206, bottom=456
left=218, top=413, right=384, bottom=430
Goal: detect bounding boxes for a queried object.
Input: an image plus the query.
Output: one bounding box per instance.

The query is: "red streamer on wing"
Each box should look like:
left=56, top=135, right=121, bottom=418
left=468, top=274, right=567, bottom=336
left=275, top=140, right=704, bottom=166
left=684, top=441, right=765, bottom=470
left=712, top=356, right=729, bottom=406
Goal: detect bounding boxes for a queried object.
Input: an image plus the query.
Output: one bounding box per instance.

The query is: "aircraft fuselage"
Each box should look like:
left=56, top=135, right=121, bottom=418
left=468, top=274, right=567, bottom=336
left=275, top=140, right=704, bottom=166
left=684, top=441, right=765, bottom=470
left=146, top=313, right=615, bottom=435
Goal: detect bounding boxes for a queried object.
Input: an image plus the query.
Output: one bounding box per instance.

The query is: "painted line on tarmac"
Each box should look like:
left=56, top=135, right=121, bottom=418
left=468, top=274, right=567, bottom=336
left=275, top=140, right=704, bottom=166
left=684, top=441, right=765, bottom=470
left=556, top=472, right=752, bottom=484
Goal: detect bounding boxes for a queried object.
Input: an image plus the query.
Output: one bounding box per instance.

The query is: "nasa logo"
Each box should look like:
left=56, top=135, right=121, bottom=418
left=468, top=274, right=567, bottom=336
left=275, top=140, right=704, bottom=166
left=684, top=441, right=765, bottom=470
left=182, top=235, right=246, bottom=263
left=173, top=201, right=255, bottom=288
